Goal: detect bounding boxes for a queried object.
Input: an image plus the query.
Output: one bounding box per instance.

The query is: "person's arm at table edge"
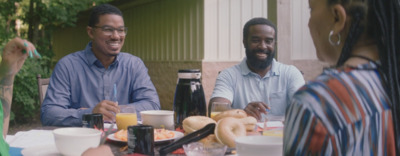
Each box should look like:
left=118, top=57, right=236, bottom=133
left=128, top=59, right=161, bottom=114
left=128, top=90, right=160, bottom=121
left=1, top=38, right=39, bottom=136
left=0, top=68, right=16, bottom=137
left=41, top=61, right=93, bottom=127
left=41, top=105, right=94, bottom=126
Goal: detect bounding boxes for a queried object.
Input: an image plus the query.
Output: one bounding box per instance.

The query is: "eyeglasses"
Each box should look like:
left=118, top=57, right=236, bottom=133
left=92, top=26, right=128, bottom=36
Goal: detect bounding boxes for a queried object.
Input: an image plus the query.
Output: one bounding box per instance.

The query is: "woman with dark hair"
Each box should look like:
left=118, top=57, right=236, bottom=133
left=284, top=0, right=400, bottom=155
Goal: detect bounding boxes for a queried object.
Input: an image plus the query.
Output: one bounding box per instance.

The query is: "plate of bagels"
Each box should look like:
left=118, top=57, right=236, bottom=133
left=182, top=109, right=258, bottom=148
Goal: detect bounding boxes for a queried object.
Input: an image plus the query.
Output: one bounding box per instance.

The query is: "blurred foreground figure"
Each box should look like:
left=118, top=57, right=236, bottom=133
left=284, top=0, right=400, bottom=155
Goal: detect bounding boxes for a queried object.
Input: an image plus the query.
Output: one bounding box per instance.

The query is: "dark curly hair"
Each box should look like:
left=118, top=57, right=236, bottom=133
left=88, top=4, right=123, bottom=27
left=243, top=17, right=277, bottom=41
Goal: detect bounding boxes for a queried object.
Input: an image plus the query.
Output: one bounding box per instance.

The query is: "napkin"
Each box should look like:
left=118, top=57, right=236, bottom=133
left=7, top=130, right=55, bottom=148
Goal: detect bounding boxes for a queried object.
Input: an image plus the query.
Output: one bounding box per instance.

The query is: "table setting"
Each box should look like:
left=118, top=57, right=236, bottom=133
left=6, top=110, right=284, bottom=156
left=7, top=69, right=284, bottom=156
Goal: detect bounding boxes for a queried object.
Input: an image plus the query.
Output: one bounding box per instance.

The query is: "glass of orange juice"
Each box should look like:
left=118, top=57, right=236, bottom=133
left=209, top=102, right=231, bottom=118
left=116, top=105, right=137, bottom=130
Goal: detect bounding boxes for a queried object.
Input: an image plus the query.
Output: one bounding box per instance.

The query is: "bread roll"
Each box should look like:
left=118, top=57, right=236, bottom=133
left=239, top=116, right=257, bottom=131
left=214, top=117, right=246, bottom=147
left=182, top=116, right=216, bottom=134
left=198, top=134, right=218, bottom=145
left=212, top=109, right=247, bottom=122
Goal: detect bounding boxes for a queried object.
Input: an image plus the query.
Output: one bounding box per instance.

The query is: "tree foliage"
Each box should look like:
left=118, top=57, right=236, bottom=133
left=0, top=0, right=112, bottom=124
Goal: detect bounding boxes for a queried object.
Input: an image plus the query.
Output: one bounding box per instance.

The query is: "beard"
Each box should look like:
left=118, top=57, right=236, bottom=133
left=245, top=48, right=275, bottom=70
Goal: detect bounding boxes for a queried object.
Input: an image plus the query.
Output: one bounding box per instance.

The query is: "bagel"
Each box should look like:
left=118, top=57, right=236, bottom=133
left=198, top=134, right=218, bottom=145
left=239, top=116, right=257, bottom=131
left=215, top=117, right=246, bottom=147
left=212, top=109, right=247, bottom=122
left=182, top=116, right=216, bottom=134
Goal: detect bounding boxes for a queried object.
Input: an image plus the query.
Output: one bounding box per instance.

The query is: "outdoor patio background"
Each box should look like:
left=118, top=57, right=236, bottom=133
left=51, top=0, right=325, bottom=110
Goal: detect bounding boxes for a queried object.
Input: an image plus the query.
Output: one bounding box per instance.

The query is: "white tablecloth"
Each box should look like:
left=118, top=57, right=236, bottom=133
left=6, top=130, right=55, bottom=148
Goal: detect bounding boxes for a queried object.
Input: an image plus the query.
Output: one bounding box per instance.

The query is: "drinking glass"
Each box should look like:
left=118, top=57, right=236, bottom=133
left=116, top=105, right=137, bottom=130
left=209, top=102, right=231, bottom=118
left=262, top=111, right=284, bottom=137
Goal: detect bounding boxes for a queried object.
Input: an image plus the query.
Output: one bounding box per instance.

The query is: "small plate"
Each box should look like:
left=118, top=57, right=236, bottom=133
left=21, top=144, right=61, bottom=156
left=107, top=131, right=184, bottom=143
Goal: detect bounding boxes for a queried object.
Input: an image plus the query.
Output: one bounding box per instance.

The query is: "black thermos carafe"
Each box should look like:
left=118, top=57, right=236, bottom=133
left=173, top=69, right=206, bottom=129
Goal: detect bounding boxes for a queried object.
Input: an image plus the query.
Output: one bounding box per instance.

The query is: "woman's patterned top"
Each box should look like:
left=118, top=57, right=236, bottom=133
left=284, top=62, right=396, bottom=156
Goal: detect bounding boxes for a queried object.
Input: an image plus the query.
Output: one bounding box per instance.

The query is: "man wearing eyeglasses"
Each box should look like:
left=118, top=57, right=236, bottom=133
left=41, top=4, right=160, bottom=126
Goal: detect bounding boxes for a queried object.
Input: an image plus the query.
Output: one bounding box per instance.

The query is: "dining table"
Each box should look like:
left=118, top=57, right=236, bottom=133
left=6, top=126, right=188, bottom=156
left=6, top=120, right=284, bottom=156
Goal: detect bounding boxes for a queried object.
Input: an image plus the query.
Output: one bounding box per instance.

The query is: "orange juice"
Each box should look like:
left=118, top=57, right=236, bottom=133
left=116, top=113, right=138, bottom=130
left=210, top=112, right=221, bottom=118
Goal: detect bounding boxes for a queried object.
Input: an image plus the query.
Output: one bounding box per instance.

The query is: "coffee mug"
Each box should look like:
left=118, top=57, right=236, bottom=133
left=82, top=113, right=104, bottom=131
left=127, top=125, right=154, bottom=155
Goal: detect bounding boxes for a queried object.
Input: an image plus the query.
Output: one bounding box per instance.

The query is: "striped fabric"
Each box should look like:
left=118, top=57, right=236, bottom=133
left=284, top=63, right=396, bottom=156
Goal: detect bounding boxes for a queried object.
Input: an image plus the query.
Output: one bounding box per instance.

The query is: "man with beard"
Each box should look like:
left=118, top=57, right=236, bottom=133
left=209, top=18, right=304, bottom=120
left=41, top=4, right=160, bottom=126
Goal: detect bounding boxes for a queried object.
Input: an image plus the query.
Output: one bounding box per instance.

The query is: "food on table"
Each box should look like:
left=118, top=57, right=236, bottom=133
left=114, top=129, right=128, bottom=141
left=198, top=134, right=218, bottom=145
left=215, top=117, right=246, bottom=148
left=182, top=116, right=216, bottom=134
left=181, top=110, right=258, bottom=148
left=113, top=128, right=175, bottom=141
left=211, top=109, right=247, bottom=122
left=239, top=116, right=257, bottom=131
left=171, top=148, right=185, bottom=154
left=116, top=113, right=138, bottom=130
left=154, top=128, right=175, bottom=140
left=210, top=112, right=220, bottom=118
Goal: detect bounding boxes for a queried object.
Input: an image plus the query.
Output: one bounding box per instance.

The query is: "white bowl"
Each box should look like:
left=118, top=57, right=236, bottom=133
left=140, top=110, right=174, bottom=130
left=53, top=127, right=101, bottom=156
left=235, top=135, right=283, bottom=156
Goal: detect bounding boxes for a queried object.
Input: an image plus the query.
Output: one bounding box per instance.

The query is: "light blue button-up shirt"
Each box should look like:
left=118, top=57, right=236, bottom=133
left=41, top=42, right=160, bottom=126
left=211, top=58, right=305, bottom=116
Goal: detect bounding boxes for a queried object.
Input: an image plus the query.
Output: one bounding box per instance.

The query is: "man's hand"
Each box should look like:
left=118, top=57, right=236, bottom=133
left=92, top=100, right=119, bottom=122
left=244, top=101, right=270, bottom=121
left=82, top=145, right=113, bottom=156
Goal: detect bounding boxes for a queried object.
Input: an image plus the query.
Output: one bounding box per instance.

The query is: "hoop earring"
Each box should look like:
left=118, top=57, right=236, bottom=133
left=329, top=30, right=341, bottom=46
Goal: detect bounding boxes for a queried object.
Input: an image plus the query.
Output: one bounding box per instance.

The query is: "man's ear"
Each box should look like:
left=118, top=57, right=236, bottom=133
left=331, top=4, right=347, bottom=35
left=243, top=39, right=247, bottom=49
left=87, top=26, right=94, bottom=39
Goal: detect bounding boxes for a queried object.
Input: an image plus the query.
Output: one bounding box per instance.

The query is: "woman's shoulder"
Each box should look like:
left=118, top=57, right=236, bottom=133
left=293, top=66, right=383, bottom=110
